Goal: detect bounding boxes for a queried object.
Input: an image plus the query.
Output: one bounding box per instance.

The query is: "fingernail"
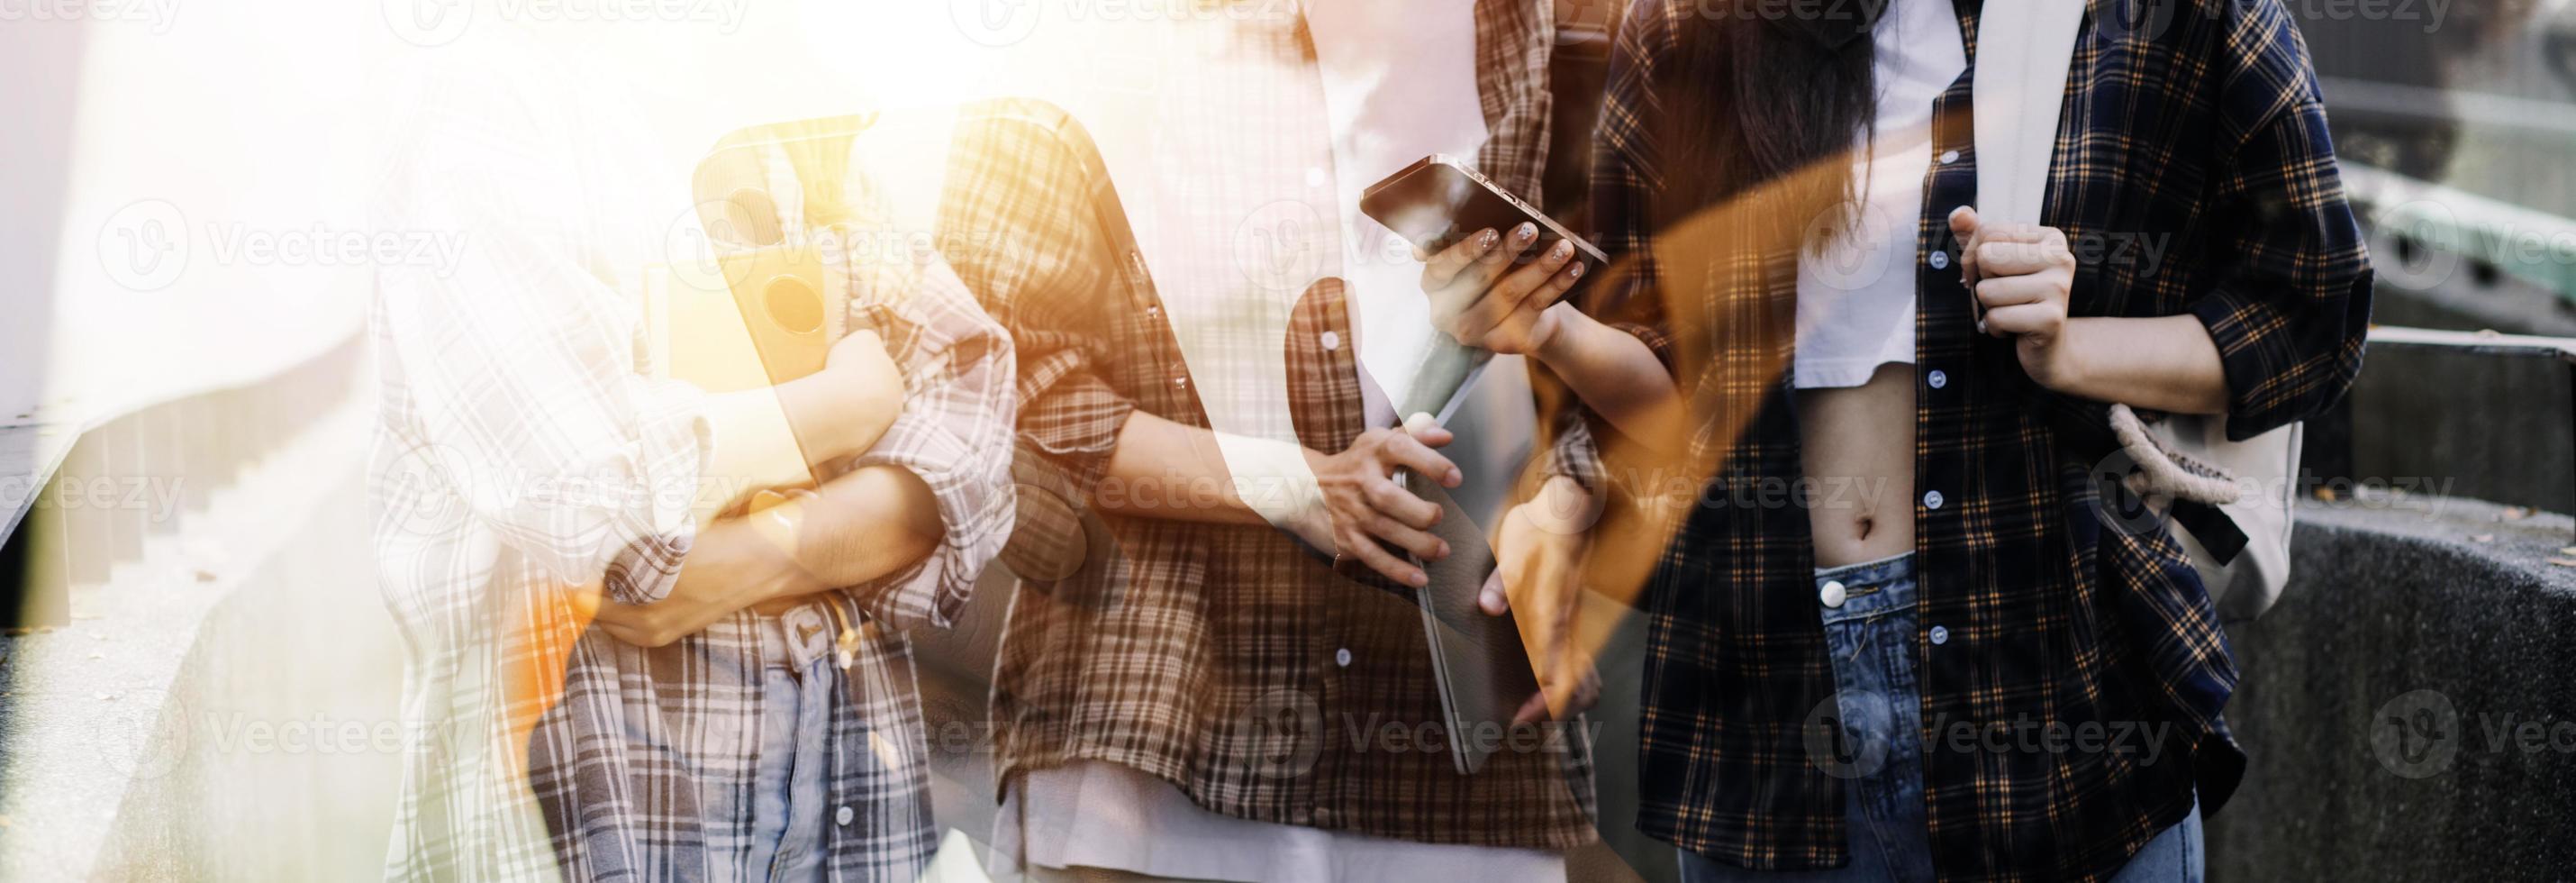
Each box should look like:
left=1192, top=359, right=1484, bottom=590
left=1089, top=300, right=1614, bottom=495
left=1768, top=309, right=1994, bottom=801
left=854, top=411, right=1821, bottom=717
left=1479, top=229, right=1498, bottom=249
left=1438, top=542, right=1453, bottom=558
left=1551, top=241, right=1572, bottom=259
left=1516, top=223, right=1537, bottom=241
left=1410, top=570, right=1429, bottom=587
left=1447, top=469, right=1463, bottom=486
left=1568, top=262, right=1585, bottom=278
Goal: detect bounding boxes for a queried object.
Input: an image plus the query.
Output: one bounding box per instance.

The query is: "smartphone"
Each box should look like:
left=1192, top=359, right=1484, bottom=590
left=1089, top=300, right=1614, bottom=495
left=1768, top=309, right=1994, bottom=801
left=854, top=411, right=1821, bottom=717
left=1359, top=154, right=1607, bottom=269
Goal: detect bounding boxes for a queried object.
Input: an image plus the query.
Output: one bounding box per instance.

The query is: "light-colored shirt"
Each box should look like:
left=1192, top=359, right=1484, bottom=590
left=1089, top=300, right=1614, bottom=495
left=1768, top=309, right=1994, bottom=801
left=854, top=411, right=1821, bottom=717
left=1791, top=0, right=1966, bottom=389
left=368, top=41, right=1017, bottom=881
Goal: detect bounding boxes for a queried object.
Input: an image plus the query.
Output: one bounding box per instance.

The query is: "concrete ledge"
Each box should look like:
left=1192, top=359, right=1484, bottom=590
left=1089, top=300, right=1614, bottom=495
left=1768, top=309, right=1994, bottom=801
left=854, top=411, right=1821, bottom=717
left=2211, top=496, right=2576, bottom=880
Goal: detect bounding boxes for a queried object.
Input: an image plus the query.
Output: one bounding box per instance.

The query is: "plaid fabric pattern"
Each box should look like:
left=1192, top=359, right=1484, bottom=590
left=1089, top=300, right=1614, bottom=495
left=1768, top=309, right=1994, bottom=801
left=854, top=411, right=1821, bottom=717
left=369, top=50, right=1016, bottom=881
left=937, top=0, right=1600, bottom=851
left=1565, top=1, right=2372, bottom=879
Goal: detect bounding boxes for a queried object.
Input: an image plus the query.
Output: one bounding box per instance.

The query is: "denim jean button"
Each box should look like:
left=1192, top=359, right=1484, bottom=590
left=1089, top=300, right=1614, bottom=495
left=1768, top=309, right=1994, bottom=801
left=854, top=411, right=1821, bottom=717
left=1820, top=580, right=1847, bottom=608
left=1929, top=625, right=1950, bottom=646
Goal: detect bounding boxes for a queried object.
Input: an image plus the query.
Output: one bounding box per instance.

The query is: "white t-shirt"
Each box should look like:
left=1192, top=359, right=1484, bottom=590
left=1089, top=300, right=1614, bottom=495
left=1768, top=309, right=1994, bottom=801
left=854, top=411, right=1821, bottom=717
left=1791, top=0, right=1967, bottom=389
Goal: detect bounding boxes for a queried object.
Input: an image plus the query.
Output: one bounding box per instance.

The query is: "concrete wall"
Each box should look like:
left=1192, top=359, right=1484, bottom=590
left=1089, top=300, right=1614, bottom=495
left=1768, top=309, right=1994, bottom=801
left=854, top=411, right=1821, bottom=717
left=2210, top=496, right=2576, bottom=881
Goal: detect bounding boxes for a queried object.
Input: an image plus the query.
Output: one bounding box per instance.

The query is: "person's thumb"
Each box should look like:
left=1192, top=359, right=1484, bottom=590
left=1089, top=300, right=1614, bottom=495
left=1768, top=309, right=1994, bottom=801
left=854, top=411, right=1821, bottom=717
left=1947, top=205, right=1980, bottom=240
left=1402, top=412, right=1453, bottom=447
left=1478, top=569, right=1510, bottom=615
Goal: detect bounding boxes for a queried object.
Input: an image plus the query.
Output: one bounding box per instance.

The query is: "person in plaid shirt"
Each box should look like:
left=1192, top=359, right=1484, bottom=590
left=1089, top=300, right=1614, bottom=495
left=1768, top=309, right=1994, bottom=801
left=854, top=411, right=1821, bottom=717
left=1436, top=0, right=2372, bottom=880
left=933, top=2, right=1597, bottom=880
left=369, top=45, right=1016, bottom=881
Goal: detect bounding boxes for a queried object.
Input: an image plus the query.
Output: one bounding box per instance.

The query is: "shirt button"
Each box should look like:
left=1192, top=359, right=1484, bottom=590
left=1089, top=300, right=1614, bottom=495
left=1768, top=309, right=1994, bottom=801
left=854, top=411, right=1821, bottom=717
left=1320, top=330, right=1341, bottom=352
left=1929, top=625, right=1950, bottom=646
left=1334, top=648, right=1352, bottom=668
left=1173, top=377, right=1190, bottom=390
left=1923, top=490, right=1945, bottom=510
left=1819, top=580, right=1847, bottom=608
left=1305, top=167, right=1329, bottom=188
left=1928, top=250, right=1951, bottom=270
left=1927, top=369, right=1948, bottom=389
left=1145, top=305, right=1162, bottom=319
left=1938, top=150, right=1961, bottom=165
left=835, top=806, right=854, bottom=826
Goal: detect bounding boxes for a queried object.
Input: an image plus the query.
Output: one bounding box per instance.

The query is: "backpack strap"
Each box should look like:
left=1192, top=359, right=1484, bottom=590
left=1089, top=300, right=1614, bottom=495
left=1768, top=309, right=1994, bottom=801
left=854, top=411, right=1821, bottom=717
left=1970, top=1, right=2252, bottom=565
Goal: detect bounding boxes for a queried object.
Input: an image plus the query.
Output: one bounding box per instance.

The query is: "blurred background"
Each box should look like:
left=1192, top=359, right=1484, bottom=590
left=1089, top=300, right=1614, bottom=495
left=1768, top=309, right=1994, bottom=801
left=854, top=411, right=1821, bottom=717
left=4, top=0, right=2574, bottom=879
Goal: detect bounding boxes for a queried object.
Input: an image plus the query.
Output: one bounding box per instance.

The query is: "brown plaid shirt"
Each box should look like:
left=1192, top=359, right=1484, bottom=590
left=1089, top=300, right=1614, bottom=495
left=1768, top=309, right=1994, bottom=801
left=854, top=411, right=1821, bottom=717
left=1558, top=1, right=2372, bottom=879
left=932, top=1, right=1599, bottom=851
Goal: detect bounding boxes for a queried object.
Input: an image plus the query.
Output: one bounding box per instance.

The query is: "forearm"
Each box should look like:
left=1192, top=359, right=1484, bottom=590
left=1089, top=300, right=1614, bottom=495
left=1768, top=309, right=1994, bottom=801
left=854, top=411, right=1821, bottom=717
left=1095, top=412, right=1284, bottom=528
left=2051, top=315, right=2230, bottom=414
left=669, top=464, right=942, bottom=605
left=696, top=366, right=902, bottom=523
left=1533, top=303, right=1681, bottom=443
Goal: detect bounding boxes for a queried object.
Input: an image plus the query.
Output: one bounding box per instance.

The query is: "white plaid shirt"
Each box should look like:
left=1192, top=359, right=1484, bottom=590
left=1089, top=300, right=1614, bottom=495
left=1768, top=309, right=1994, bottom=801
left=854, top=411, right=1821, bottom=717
left=368, top=45, right=1015, bottom=881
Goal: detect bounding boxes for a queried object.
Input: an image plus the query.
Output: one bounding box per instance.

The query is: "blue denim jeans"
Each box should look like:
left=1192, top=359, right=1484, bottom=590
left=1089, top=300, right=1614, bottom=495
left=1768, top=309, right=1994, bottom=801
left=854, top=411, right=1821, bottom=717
left=1674, top=553, right=2202, bottom=883
left=740, top=607, right=839, bottom=883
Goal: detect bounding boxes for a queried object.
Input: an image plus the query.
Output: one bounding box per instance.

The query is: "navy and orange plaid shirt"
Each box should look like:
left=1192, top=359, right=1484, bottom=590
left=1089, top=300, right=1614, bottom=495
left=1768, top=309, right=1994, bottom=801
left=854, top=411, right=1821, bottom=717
left=1554, top=1, right=2372, bottom=879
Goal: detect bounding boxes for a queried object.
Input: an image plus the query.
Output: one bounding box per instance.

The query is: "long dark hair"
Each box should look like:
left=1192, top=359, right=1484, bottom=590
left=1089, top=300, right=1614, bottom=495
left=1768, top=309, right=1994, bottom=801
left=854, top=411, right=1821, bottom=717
left=1651, top=1, right=1883, bottom=251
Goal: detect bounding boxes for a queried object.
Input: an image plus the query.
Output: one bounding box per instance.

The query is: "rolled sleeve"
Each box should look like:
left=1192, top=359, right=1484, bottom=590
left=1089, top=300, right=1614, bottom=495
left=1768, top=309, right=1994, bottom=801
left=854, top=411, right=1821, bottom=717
left=836, top=255, right=1019, bottom=632
left=932, top=106, right=1147, bottom=579
left=2191, top=4, right=2372, bottom=440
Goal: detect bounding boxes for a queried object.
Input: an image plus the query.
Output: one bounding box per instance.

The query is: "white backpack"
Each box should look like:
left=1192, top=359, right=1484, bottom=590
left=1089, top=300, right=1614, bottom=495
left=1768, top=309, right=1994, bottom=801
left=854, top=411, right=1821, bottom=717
left=1976, top=1, right=2299, bottom=620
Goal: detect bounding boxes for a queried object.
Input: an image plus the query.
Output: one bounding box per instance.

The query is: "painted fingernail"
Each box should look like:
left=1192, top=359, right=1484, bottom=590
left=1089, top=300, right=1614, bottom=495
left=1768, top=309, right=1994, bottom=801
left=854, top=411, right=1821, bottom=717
left=1516, top=223, right=1537, bottom=241
left=1551, top=241, right=1572, bottom=260
left=1479, top=229, right=1498, bottom=249
left=1567, top=262, right=1585, bottom=278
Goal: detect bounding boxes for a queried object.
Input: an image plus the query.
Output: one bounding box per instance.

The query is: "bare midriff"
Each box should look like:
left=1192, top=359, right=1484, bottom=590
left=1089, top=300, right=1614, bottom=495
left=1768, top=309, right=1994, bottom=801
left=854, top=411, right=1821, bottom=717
left=1796, top=362, right=1918, bottom=569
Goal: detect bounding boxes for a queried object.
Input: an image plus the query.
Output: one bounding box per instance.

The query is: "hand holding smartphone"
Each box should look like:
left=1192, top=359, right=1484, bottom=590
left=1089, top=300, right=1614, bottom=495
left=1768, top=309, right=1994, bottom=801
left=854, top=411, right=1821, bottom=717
left=1360, top=154, right=1604, bottom=271
left=1361, top=156, right=1601, bottom=368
